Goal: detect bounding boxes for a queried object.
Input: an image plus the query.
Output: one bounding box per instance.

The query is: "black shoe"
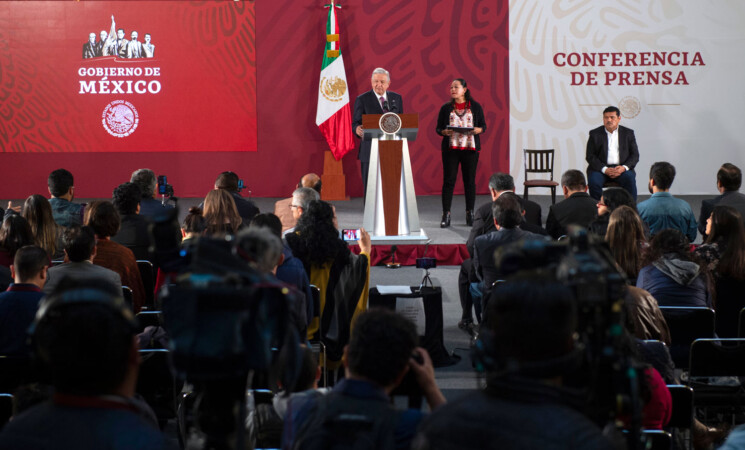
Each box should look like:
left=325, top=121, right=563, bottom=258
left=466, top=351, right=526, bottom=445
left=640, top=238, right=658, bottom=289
left=440, top=211, right=451, bottom=228
left=466, top=210, right=474, bottom=226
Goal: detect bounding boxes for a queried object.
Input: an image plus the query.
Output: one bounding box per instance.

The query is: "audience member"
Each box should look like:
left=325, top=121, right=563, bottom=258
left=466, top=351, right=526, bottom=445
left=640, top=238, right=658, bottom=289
left=414, top=276, right=613, bottom=449
left=695, top=205, right=745, bottom=336
left=274, top=174, right=322, bottom=233
left=546, top=170, right=597, bottom=239
left=698, top=163, right=745, bottom=240
left=14, top=195, right=62, bottom=260
left=111, top=182, right=151, bottom=260
left=636, top=229, right=711, bottom=308
left=0, top=246, right=47, bottom=355
left=459, top=172, right=544, bottom=330
left=202, top=189, right=245, bottom=236
left=473, top=193, right=544, bottom=310
left=285, top=200, right=369, bottom=360
left=250, top=213, right=314, bottom=325
left=283, top=187, right=321, bottom=237
left=637, top=162, right=697, bottom=242
left=0, top=215, right=34, bottom=268
left=44, top=226, right=122, bottom=296
left=85, top=201, right=145, bottom=312
left=0, top=281, right=175, bottom=449
left=130, top=168, right=174, bottom=219
left=213, top=171, right=259, bottom=222
left=285, top=308, right=445, bottom=449
left=588, top=187, right=638, bottom=238
left=235, top=227, right=307, bottom=337
left=606, top=206, right=647, bottom=284
left=181, top=206, right=206, bottom=247
left=47, top=168, right=86, bottom=228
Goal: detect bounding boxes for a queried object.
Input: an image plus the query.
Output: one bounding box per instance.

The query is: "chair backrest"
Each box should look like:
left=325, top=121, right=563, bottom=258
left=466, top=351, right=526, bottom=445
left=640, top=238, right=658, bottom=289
left=137, top=349, right=177, bottom=424
left=121, top=286, right=134, bottom=312
left=136, top=260, right=156, bottom=309
left=641, top=430, right=672, bottom=450
left=689, top=338, right=745, bottom=378
left=0, top=394, right=12, bottom=429
left=740, top=307, right=745, bottom=338
left=659, top=306, right=715, bottom=368
left=135, top=310, right=164, bottom=333
left=523, top=149, right=555, bottom=179
left=0, top=356, right=34, bottom=393
left=665, top=384, right=693, bottom=429
left=714, top=277, right=745, bottom=337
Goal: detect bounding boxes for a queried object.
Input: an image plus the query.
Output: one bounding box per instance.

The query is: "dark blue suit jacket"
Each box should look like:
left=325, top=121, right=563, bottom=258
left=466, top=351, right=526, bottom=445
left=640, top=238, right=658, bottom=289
left=352, top=90, right=403, bottom=162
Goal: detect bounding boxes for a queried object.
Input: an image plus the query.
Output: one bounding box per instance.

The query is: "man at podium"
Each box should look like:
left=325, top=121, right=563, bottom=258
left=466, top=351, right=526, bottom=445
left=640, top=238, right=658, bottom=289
left=352, top=67, right=404, bottom=197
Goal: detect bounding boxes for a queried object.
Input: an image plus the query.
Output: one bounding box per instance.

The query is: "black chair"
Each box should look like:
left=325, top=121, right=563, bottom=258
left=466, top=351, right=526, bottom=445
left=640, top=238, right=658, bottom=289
left=688, top=338, right=745, bottom=410
left=713, top=277, right=745, bottom=337
left=135, top=310, right=164, bottom=333
left=523, top=149, right=559, bottom=204
left=641, top=430, right=672, bottom=450
left=0, top=356, right=34, bottom=393
left=739, top=307, right=745, bottom=338
left=121, top=286, right=134, bottom=312
left=0, top=393, right=12, bottom=428
left=658, top=306, right=715, bottom=369
left=136, top=260, right=156, bottom=310
left=665, top=385, right=693, bottom=430
left=136, top=349, right=178, bottom=429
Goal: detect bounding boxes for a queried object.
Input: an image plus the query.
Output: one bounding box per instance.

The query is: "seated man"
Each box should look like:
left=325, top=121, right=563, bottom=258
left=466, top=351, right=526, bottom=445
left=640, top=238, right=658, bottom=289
left=111, top=182, right=151, bottom=261
left=44, top=226, right=122, bottom=295
left=637, top=161, right=697, bottom=242
left=473, top=193, right=543, bottom=307
left=282, top=187, right=320, bottom=237
left=0, top=281, right=175, bottom=449
left=585, top=105, right=639, bottom=200
left=130, top=168, right=174, bottom=219
left=0, top=246, right=47, bottom=355
left=284, top=308, right=445, bottom=449
left=414, top=276, right=614, bottom=450
left=698, top=163, right=745, bottom=240
left=546, top=170, right=598, bottom=239
left=47, top=168, right=86, bottom=228
left=274, top=173, right=322, bottom=233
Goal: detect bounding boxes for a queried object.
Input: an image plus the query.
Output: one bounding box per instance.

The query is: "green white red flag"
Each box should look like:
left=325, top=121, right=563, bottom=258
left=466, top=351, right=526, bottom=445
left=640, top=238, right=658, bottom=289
left=316, top=3, right=355, bottom=160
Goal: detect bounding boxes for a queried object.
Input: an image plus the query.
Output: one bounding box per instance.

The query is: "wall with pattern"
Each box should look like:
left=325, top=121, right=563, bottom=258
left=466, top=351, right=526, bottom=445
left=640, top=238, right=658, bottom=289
left=0, top=0, right=508, bottom=199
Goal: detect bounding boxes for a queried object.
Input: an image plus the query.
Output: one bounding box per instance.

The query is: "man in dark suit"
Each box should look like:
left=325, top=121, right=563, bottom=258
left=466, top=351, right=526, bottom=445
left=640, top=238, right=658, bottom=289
left=586, top=106, right=639, bottom=200
left=473, top=194, right=543, bottom=312
left=213, top=171, right=260, bottom=223
left=352, top=68, right=403, bottom=196
left=546, top=170, right=597, bottom=239
left=699, top=163, right=745, bottom=240
left=82, top=33, right=97, bottom=59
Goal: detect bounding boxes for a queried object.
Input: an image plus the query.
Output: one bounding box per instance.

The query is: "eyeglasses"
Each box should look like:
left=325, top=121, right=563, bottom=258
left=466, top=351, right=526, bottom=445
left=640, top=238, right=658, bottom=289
left=290, top=204, right=301, bottom=209
left=597, top=201, right=606, bottom=207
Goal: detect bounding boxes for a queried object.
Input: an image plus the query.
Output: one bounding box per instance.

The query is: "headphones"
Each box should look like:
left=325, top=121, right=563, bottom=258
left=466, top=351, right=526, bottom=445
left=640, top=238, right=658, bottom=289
left=471, top=328, right=585, bottom=379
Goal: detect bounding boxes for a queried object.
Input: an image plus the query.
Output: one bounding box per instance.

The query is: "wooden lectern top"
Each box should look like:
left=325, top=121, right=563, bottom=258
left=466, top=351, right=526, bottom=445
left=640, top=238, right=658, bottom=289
left=361, top=113, right=419, bottom=141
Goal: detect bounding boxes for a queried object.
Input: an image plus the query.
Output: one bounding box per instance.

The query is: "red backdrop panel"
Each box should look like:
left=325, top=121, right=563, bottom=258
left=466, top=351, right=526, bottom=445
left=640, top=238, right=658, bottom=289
left=0, top=0, right=507, bottom=199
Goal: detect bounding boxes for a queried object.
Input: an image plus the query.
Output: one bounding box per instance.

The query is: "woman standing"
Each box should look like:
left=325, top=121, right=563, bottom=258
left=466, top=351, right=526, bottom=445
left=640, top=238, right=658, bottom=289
left=436, top=78, right=486, bottom=228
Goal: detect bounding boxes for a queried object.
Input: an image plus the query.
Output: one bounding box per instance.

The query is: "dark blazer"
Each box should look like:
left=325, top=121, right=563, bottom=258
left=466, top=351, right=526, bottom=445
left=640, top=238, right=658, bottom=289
left=45, top=261, right=122, bottom=296
left=112, top=214, right=152, bottom=261
left=546, top=192, right=598, bottom=239
left=586, top=125, right=639, bottom=172
left=698, top=190, right=745, bottom=238
left=352, top=90, right=403, bottom=162
left=466, top=199, right=546, bottom=257
left=473, top=228, right=544, bottom=291
left=231, top=191, right=260, bottom=223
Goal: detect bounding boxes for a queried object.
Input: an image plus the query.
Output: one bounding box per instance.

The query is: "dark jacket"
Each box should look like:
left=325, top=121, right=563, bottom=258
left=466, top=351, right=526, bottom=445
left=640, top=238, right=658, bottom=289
left=112, top=214, right=151, bottom=261
left=698, top=190, right=745, bottom=239
left=49, top=198, right=85, bottom=228
left=625, top=286, right=671, bottom=345
left=636, top=258, right=711, bottom=309
left=585, top=125, right=639, bottom=172
left=546, top=192, right=597, bottom=239
left=435, top=100, right=487, bottom=151
left=0, top=284, right=43, bottom=355
left=473, top=228, right=544, bottom=291
left=138, top=197, right=174, bottom=220
left=466, top=199, right=545, bottom=257
left=352, top=90, right=404, bottom=162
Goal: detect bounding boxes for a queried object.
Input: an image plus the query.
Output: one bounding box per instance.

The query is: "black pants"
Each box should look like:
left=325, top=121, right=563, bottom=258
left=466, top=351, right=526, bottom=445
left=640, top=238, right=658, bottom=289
left=458, top=258, right=481, bottom=323
left=442, top=150, right=479, bottom=212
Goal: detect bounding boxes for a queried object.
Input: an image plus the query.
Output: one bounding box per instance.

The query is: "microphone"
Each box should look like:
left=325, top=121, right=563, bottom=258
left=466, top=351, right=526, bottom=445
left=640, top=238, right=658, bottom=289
left=390, top=98, right=396, bottom=112
left=382, top=99, right=389, bottom=112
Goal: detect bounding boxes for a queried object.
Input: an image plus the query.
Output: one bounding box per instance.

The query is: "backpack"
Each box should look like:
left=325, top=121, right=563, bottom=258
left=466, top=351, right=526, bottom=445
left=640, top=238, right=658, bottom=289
left=292, top=392, right=401, bottom=450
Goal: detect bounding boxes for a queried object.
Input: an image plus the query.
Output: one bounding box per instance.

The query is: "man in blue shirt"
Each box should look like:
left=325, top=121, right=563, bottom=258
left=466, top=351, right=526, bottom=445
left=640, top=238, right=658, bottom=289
left=637, top=161, right=697, bottom=242
left=284, top=309, right=446, bottom=449
left=0, top=246, right=48, bottom=355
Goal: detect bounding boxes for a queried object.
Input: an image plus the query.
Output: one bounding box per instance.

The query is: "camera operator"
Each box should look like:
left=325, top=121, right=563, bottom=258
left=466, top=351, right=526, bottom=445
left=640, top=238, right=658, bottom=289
left=414, top=274, right=614, bottom=450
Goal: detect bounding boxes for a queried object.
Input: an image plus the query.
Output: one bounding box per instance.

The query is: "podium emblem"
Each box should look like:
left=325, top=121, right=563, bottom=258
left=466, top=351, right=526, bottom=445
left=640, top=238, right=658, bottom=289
left=379, top=112, right=401, bottom=135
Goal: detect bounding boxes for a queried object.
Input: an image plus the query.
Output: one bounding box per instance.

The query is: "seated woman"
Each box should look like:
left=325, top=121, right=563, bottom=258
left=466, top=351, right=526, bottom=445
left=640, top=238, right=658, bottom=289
left=285, top=200, right=371, bottom=366
left=84, top=200, right=146, bottom=312
left=203, top=189, right=244, bottom=237
left=695, top=205, right=745, bottom=336
left=606, top=206, right=647, bottom=285
left=181, top=206, right=206, bottom=248
left=22, top=194, right=63, bottom=260
left=636, top=228, right=712, bottom=309
left=589, top=187, right=636, bottom=238
left=0, top=215, right=34, bottom=268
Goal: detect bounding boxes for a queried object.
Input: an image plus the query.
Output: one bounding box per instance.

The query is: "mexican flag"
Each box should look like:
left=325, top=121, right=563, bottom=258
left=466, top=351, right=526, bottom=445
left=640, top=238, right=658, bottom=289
left=315, top=3, right=355, bottom=160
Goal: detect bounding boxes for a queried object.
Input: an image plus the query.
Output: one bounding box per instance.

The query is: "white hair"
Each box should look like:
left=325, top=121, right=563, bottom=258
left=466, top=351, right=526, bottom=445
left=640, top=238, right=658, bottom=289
left=371, top=67, right=390, bottom=81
